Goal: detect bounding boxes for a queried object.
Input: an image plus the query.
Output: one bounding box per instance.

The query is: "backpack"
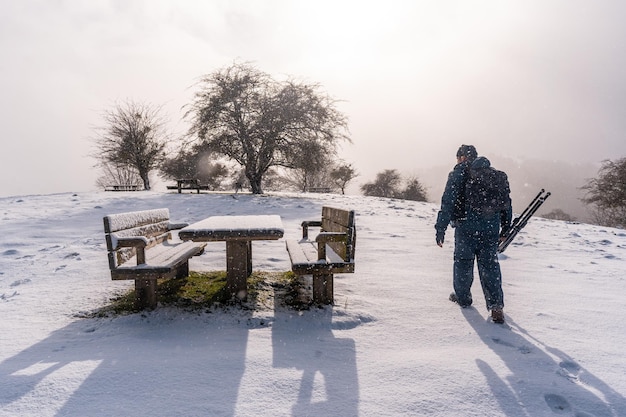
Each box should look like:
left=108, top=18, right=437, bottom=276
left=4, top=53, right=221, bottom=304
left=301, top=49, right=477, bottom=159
left=465, top=165, right=510, bottom=216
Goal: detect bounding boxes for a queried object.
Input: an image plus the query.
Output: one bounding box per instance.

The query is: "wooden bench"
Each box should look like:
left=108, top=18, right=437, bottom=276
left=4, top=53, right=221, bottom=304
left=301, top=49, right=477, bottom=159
left=286, top=206, right=356, bottom=304
left=103, top=208, right=207, bottom=309
left=308, top=187, right=332, bottom=193
left=104, top=184, right=141, bottom=191
left=166, top=179, right=210, bottom=194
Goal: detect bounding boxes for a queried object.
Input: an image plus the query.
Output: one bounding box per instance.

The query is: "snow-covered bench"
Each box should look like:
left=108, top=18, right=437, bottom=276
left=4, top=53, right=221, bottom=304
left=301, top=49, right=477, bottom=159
left=104, top=184, right=141, bottom=192
left=308, top=187, right=332, bottom=193
left=103, top=208, right=206, bottom=309
left=286, top=207, right=356, bottom=304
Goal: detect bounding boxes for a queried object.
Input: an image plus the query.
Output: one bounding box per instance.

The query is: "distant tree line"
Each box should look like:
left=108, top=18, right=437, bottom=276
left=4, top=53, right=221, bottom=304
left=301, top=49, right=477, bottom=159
left=360, top=169, right=428, bottom=202
left=541, top=209, right=576, bottom=222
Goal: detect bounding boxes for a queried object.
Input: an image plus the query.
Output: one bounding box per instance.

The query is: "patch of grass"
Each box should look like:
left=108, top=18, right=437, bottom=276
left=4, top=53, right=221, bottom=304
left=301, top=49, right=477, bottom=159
left=160, top=271, right=230, bottom=307
left=273, top=271, right=311, bottom=310
left=82, top=270, right=311, bottom=317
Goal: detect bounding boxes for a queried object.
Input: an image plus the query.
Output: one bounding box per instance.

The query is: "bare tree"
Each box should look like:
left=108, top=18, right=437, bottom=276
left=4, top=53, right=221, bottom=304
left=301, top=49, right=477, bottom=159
left=160, top=145, right=231, bottom=190
left=330, top=163, right=359, bottom=194
left=398, top=176, right=428, bottom=202
left=185, top=62, right=350, bottom=194
left=93, top=100, right=168, bottom=190
left=361, top=169, right=403, bottom=198
left=95, top=162, right=142, bottom=190
left=361, top=170, right=428, bottom=201
left=283, top=140, right=331, bottom=192
left=581, top=157, right=626, bottom=228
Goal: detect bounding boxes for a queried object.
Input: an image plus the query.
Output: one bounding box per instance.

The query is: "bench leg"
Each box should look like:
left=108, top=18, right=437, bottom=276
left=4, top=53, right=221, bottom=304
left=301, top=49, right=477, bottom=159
left=135, top=279, right=157, bottom=309
left=176, top=261, right=189, bottom=279
left=246, top=241, right=252, bottom=276
left=312, top=272, right=333, bottom=305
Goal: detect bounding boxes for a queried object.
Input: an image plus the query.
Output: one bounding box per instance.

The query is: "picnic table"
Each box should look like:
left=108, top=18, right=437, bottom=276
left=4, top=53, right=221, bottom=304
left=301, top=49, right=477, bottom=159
left=166, top=179, right=209, bottom=193
left=179, top=215, right=284, bottom=299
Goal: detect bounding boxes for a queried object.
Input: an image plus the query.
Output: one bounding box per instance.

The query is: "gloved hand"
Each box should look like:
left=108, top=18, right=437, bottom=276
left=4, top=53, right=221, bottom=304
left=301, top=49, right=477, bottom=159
left=436, top=230, right=445, bottom=247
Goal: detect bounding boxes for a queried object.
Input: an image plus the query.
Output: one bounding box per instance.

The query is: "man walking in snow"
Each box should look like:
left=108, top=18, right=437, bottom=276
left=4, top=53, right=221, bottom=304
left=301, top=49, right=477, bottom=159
left=435, top=145, right=512, bottom=323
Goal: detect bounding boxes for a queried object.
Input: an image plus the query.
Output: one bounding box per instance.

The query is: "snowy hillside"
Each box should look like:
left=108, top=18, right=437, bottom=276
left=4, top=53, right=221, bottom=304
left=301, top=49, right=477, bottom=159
left=1, top=191, right=625, bottom=417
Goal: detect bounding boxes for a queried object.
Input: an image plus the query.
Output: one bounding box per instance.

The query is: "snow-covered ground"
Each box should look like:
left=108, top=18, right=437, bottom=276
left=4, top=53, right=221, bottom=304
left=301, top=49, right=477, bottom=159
left=1, top=190, right=625, bottom=417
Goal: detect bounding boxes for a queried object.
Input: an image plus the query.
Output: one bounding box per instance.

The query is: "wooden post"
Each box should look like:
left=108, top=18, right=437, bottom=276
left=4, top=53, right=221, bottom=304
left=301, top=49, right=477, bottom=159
left=176, top=262, right=189, bottom=278
left=226, top=240, right=250, bottom=300
left=246, top=240, right=252, bottom=276
left=135, top=279, right=157, bottom=309
left=312, top=272, right=333, bottom=305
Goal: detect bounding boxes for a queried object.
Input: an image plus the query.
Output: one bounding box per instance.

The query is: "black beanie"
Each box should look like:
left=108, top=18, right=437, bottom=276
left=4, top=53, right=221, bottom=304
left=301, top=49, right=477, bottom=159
left=456, top=144, right=477, bottom=160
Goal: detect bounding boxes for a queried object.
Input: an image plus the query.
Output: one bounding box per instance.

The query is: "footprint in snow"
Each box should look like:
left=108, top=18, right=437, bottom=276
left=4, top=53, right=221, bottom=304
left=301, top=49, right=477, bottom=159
left=10, top=278, right=31, bottom=287
left=491, top=337, right=532, bottom=354
left=491, top=337, right=515, bottom=348
left=0, top=291, right=18, bottom=300
left=544, top=393, right=571, bottom=413
left=39, top=245, right=62, bottom=252
left=544, top=394, right=597, bottom=417
left=557, top=360, right=581, bottom=382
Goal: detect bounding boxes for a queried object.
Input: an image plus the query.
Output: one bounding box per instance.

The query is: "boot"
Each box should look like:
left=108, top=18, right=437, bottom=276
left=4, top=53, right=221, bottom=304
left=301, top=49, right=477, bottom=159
left=491, top=307, right=504, bottom=324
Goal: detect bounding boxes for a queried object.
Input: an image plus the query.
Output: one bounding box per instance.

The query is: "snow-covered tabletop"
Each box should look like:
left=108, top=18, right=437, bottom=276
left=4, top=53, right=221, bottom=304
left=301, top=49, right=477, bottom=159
left=179, top=215, right=284, bottom=241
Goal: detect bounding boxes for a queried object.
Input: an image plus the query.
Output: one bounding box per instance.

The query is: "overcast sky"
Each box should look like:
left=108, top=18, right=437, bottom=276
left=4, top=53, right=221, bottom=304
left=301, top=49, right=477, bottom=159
left=2, top=0, right=626, bottom=197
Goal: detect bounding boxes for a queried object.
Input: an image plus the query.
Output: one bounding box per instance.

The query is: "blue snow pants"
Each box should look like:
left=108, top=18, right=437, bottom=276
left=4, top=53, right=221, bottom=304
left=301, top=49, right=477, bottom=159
left=453, top=219, right=504, bottom=310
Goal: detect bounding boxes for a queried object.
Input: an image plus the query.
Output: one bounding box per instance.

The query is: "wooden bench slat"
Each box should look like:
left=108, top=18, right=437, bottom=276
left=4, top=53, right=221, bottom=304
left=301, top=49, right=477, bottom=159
left=104, top=209, right=170, bottom=233
left=106, top=223, right=170, bottom=252
left=111, top=241, right=205, bottom=278
left=286, top=239, right=318, bottom=266
left=287, top=240, right=354, bottom=274
left=322, top=206, right=352, bottom=227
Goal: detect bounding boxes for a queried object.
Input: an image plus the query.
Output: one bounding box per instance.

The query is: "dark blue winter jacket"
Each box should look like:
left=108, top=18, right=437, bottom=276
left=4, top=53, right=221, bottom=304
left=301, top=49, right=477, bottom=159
left=436, top=156, right=512, bottom=235
left=435, top=159, right=471, bottom=235
left=464, top=157, right=513, bottom=233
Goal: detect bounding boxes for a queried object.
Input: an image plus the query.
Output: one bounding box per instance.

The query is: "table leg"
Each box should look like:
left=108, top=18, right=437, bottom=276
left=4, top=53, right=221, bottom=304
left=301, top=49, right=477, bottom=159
left=247, top=240, right=252, bottom=276
left=226, top=240, right=251, bottom=300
